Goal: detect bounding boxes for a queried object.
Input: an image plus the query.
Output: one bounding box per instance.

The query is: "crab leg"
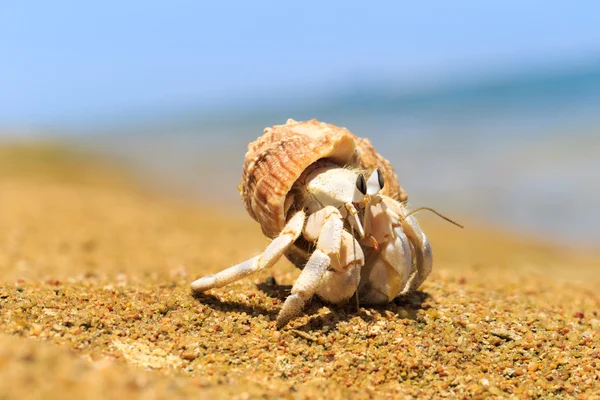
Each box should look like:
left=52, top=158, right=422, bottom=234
left=358, top=226, right=412, bottom=304
left=316, top=230, right=364, bottom=304
left=303, top=206, right=343, bottom=256
left=191, top=211, right=305, bottom=292
left=388, top=226, right=413, bottom=286
left=276, top=249, right=330, bottom=328
left=400, top=213, right=432, bottom=294
left=377, top=195, right=433, bottom=294
left=276, top=206, right=343, bottom=328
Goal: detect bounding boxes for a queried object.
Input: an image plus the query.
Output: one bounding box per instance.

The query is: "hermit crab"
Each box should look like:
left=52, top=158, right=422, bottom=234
left=192, top=119, right=454, bottom=328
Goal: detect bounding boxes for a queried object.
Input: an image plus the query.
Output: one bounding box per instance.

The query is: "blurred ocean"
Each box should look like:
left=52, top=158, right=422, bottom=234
left=77, top=64, right=600, bottom=249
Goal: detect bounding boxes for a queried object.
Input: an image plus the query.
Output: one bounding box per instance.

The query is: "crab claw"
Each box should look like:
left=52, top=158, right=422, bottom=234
left=400, top=213, right=432, bottom=294
left=357, top=225, right=413, bottom=305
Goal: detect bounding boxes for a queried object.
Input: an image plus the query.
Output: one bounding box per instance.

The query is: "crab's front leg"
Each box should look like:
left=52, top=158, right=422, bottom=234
left=379, top=195, right=433, bottom=295
left=398, top=208, right=432, bottom=294
left=191, top=211, right=305, bottom=292
left=358, top=204, right=413, bottom=304
left=315, top=230, right=364, bottom=304
left=276, top=206, right=355, bottom=328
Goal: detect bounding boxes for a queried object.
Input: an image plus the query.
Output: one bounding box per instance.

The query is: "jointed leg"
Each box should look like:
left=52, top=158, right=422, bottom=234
left=316, top=230, right=364, bottom=304
left=303, top=206, right=343, bottom=258
left=276, top=249, right=330, bottom=328
left=400, top=213, right=432, bottom=294
left=191, top=211, right=305, bottom=292
left=358, top=226, right=412, bottom=304
left=377, top=195, right=433, bottom=294
left=365, top=195, right=433, bottom=294
left=276, top=206, right=346, bottom=328
left=387, top=226, right=413, bottom=285
left=370, top=201, right=413, bottom=283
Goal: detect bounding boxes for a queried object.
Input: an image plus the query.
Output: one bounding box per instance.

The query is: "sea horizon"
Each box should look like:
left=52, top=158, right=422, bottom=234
left=2, top=62, right=600, bottom=249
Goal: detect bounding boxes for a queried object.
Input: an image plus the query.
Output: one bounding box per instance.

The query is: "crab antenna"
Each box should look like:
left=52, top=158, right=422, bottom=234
left=401, top=207, right=464, bottom=229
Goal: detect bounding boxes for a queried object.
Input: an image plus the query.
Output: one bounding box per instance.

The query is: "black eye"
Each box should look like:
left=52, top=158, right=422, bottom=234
left=377, top=169, right=385, bottom=189
left=356, top=174, right=367, bottom=195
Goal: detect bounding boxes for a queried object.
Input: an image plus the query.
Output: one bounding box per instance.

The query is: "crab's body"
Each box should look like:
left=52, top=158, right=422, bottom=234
left=191, top=119, right=432, bottom=328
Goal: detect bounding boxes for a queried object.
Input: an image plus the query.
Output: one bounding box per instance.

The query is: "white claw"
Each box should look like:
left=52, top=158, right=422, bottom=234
left=191, top=256, right=260, bottom=292
left=191, top=211, right=305, bottom=294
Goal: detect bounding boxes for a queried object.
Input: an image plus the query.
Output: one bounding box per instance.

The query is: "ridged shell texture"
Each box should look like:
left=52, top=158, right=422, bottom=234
left=241, top=119, right=407, bottom=238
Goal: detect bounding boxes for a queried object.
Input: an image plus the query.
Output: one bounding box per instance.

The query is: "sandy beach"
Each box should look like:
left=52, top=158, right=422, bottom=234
left=1, top=143, right=599, bottom=399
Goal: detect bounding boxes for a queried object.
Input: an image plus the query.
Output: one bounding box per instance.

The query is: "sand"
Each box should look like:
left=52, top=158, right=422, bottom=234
left=0, top=143, right=599, bottom=399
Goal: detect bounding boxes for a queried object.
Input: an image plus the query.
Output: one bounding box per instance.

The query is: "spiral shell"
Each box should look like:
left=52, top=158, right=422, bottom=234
left=241, top=119, right=407, bottom=239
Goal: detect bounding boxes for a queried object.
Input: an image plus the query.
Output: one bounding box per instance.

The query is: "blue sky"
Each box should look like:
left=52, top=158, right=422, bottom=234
left=1, top=1, right=600, bottom=128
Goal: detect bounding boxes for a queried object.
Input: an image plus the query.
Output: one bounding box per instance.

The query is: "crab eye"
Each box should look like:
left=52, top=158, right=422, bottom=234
left=366, top=169, right=384, bottom=195
left=356, top=174, right=367, bottom=195
left=377, top=169, right=384, bottom=189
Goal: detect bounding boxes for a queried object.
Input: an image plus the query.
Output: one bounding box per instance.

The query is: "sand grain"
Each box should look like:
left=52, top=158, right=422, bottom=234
left=1, top=144, right=599, bottom=398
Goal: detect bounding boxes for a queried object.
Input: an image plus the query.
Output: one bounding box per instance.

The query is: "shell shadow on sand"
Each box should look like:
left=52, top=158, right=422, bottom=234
left=190, top=290, right=280, bottom=320
left=192, top=276, right=431, bottom=332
